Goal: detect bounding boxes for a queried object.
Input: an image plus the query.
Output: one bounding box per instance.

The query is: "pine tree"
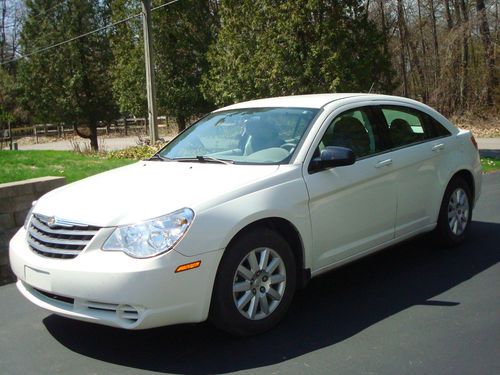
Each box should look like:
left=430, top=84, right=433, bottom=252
left=109, top=0, right=146, bottom=117
left=202, top=0, right=394, bottom=106
left=18, top=0, right=118, bottom=150
left=0, top=67, right=15, bottom=125
left=153, top=0, right=215, bottom=132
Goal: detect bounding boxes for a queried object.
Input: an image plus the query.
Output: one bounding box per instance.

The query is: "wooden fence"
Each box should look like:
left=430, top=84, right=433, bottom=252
left=2, top=116, right=174, bottom=144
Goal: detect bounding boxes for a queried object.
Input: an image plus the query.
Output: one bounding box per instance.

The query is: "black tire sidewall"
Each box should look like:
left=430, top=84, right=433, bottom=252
left=436, top=177, right=473, bottom=246
left=210, top=227, right=297, bottom=336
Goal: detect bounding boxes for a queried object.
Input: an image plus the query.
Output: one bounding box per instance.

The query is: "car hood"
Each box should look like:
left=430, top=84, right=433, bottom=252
left=34, top=161, right=280, bottom=227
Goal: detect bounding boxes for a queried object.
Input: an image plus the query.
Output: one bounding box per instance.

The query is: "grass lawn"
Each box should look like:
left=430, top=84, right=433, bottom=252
left=481, top=157, right=500, bottom=173
left=0, top=150, right=135, bottom=184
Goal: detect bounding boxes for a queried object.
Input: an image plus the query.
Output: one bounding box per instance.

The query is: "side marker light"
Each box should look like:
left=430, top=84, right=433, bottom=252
left=175, top=261, right=201, bottom=273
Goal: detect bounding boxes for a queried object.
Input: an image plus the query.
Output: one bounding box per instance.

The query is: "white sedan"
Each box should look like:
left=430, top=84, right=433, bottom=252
left=9, top=94, right=482, bottom=335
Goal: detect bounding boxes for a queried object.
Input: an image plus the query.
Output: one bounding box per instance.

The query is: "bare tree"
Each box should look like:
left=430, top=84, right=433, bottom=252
left=1, top=0, right=6, bottom=63
left=397, top=0, right=409, bottom=96
left=453, top=0, right=470, bottom=106
left=398, top=1, right=427, bottom=101
left=444, top=0, right=455, bottom=30
left=429, top=0, right=441, bottom=75
left=476, top=0, right=497, bottom=105
left=0, top=0, right=23, bottom=66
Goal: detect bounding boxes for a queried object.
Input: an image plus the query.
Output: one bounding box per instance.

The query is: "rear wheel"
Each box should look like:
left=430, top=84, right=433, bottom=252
left=210, top=228, right=296, bottom=336
left=435, top=177, right=473, bottom=246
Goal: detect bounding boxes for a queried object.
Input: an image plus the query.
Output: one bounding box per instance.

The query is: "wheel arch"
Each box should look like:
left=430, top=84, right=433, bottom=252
left=223, top=217, right=310, bottom=289
left=449, top=169, right=475, bottom=205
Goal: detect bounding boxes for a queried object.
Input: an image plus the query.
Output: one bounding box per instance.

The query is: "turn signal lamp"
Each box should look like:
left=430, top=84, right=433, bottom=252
left=175, top=261, right=201, bottom=273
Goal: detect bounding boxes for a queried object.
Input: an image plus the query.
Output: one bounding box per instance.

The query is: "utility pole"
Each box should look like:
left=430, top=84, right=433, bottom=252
left=141, top=0, right=158, bottom=143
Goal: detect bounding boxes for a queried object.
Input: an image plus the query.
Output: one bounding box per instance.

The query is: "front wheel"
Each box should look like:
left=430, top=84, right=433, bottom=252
left=435, top=177, right=473, bottom=246
left=210, top=228, right=296, bottom=336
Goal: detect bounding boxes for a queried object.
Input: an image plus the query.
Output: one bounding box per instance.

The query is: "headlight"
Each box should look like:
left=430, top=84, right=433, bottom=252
left=102, top=208, right=194, bottom=258
left=24, top=201, right=37, bottom=229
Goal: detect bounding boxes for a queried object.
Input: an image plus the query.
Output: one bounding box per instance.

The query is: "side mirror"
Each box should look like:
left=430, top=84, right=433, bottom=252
left=308, top=146, right=356, bottom=173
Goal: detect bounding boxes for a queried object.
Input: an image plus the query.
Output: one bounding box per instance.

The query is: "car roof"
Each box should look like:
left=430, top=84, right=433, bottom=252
left=215, top=93, right=369, bottom=111
left=213, top=93, right=434, bottom=112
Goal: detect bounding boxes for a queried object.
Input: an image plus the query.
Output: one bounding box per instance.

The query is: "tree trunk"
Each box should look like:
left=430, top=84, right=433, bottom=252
left=378, top=0, right=389, bottom=64
left=429, top=0, right=441, bottom=75
left=378, top=0, right=386, bottom=32
left=416, top=0, right=426, bottom=57
left=452, top=0, right=470, bottom=107
left=477, top=0, right=497, bottom=105
left=74, top=124, right=99, bottom=151
left=444, top=0, right=454, bottom=30
left=177, top=116, right=187, bottom=133
left=89, top=125, right=98, bottom=151
left=495, top=0, right=498, bottom=35
left=396, top=0, right=409, bottom=97
left=417, top=0, right=428, bottom=100
left=459, top=0, right=470, bottom=107
left=0, top=0, right=6, bottom=63
left=398, top=0, right=426, bottom=101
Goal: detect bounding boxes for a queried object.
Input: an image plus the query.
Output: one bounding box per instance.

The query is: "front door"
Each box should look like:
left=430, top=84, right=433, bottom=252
left=303, top=105, right=397, bottom=272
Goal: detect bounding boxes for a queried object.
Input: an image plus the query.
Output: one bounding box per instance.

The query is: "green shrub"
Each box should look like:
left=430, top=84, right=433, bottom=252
left=107, top=143, right=167, bottom=160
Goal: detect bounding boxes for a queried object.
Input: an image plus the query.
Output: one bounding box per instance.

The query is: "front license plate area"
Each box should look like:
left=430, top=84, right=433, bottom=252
left=25, top=266, right=52, bottom=292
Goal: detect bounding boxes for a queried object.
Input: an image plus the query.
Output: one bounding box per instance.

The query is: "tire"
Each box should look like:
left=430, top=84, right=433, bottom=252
left=435, top=177, right=473, bottom=247
left=210, top=227, right=296, bottom=336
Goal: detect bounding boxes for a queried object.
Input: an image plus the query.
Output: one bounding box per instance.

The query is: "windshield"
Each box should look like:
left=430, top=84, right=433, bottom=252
left=159, top=107, right=319, bottom=164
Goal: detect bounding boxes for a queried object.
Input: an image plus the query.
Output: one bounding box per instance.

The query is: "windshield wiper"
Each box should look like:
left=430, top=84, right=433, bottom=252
left=173, top=156, right=234, bottom=165
left=147, top=154, right=171, bottom=161
left=197, top=155, right=235, bottom=164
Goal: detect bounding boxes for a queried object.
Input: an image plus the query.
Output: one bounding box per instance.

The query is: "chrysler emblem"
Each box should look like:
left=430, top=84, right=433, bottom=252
left=47, top=216, right=57, bottom=228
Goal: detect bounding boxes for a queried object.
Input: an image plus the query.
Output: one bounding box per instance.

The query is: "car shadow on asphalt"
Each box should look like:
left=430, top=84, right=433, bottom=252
left=43, top=220, right=500, bottom=375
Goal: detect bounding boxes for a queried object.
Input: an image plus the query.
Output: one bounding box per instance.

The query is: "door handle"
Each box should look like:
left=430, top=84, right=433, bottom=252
left=375, top=159, right=393, bottom=168
left=432, top=143, right=445, bottom=152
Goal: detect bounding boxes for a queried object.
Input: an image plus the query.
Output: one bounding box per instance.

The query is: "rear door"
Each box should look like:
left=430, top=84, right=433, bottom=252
left=373, top=104, right=453, bottom=237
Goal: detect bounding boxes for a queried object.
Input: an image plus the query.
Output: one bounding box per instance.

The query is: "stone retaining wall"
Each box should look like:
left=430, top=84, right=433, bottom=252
left=0, top=176, right=66, bottom=284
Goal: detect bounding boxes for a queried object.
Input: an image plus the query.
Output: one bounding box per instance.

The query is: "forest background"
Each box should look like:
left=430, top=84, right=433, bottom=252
left=0, top=0, right=498, bottom=150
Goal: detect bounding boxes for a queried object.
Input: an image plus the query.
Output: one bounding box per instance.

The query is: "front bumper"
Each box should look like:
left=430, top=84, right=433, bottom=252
left=9, top=228, right=224, bottom=329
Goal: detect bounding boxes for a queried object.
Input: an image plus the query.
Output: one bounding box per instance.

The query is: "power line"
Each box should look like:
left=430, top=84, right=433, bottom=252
left=152, top=0, right=180, bottom=11
left=1, top=14, right=139, bottom=65
left=0, top=0, right=181, bottom=66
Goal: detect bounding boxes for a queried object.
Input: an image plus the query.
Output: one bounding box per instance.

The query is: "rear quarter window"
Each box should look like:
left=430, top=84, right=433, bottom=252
left=426, top=115, right=452, bottom=138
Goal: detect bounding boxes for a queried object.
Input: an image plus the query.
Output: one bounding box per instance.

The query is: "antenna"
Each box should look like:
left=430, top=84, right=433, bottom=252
left=368, top=82, right=375, bottom=93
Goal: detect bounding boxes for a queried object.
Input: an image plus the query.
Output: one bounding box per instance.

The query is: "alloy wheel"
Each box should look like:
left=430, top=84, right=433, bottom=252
left=232, top=247, right=286, bottom=320
left=447, top=187, right=470, bottom=236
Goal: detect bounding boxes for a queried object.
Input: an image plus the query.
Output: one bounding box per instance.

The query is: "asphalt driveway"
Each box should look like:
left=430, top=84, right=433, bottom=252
left=0, top=173, right=499, bottom=375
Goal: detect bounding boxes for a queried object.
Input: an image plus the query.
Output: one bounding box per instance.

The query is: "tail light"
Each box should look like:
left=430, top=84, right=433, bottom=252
left=470, top=133, right=478, bottom=150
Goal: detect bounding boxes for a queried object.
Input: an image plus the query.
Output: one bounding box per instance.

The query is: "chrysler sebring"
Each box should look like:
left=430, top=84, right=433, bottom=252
left=9, top=94, right=482, bottom=335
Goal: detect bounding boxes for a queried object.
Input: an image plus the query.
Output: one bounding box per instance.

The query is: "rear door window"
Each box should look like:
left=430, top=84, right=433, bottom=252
left=381, top=107, right=429, bottom=148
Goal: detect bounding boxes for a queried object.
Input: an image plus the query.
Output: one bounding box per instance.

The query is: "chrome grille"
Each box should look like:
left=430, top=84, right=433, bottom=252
left=27, top=214, right=100, bottom=259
